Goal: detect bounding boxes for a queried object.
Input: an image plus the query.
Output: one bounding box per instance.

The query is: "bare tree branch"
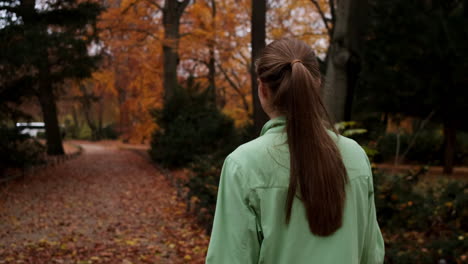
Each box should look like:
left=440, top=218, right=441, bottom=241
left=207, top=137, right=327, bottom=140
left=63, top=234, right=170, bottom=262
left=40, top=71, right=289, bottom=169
left=217, top=63, right=250, bottom=112
left=329, top=0, right=336, bottom=26
left=309, top=0, right=332, bottom=38
left=145, top=0, right=163, bottom=11
left=121, top=0, right=141, bottom=14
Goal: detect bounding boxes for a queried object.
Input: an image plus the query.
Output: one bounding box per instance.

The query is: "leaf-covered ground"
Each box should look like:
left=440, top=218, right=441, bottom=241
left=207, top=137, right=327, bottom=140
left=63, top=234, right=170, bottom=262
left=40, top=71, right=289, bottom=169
left=0, top=142, right=209, bottom=263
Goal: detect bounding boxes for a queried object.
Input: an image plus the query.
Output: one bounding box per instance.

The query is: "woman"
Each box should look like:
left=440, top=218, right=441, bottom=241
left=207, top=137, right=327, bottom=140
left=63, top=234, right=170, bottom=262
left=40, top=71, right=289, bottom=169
left=205, top=38, right=384, bottom=264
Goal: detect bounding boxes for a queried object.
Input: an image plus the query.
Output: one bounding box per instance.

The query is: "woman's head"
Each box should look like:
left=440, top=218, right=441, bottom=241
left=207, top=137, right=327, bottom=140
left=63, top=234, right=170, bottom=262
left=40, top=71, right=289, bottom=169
left=255, top=38, right=322, bottom=119
left=256, top=38, right=348, bottom=237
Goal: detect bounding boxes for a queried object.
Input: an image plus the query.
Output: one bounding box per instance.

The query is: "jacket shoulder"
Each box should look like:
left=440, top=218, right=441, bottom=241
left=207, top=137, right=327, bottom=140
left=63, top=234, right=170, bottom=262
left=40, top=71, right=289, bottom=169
left=334, top=135, right=372, bottom=180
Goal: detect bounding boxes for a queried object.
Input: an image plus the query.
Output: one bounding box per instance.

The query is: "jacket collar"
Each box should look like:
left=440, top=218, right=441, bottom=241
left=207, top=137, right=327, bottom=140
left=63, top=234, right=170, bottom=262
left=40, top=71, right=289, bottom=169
left=260, top=116, right=286, bottom=136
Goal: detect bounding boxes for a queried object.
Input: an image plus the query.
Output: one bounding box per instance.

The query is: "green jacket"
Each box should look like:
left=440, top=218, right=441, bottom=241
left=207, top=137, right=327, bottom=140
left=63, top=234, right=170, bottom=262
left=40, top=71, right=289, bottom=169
left=206, top=116, right=385, bottom=264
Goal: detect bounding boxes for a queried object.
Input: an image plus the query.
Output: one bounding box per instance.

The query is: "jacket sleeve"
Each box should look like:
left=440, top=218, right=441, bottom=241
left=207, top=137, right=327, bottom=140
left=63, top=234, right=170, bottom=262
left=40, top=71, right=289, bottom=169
left=361, top=154, right=385, bottom=264
left=205, top=156, right=261, bottom=264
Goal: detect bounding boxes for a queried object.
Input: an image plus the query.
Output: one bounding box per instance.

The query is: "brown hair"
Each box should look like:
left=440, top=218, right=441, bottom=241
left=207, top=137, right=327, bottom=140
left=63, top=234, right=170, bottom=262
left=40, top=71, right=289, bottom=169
left=256, top=38, right=348, bottom=236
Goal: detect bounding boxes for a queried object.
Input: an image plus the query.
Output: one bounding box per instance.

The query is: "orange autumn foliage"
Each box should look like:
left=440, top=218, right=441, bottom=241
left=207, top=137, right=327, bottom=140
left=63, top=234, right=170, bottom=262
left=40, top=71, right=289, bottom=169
left=88, top=0, right=329, bottom=142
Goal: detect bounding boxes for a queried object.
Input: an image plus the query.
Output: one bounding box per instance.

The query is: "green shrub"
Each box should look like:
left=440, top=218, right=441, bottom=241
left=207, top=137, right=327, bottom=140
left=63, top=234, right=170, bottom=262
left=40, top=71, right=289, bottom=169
left=36, top=131, right=46, bottom=139
left=456, top=131, right=468, bottom=165
left=150, top=83, right=256, bottom=231
left=149, top=86, right=239, bottom=168
left=373, top=170, right=468, bottom=263
left=101, top=124, right=118, bottom=139
left=373, top=171, right=433, bottom=231
left=374, top=128, right=468, bottom=166
left=0, top=126, right=46, bottom=175
left=186, top=155, right=223, bottom=232
left=375, top=130, right=443, bottom=164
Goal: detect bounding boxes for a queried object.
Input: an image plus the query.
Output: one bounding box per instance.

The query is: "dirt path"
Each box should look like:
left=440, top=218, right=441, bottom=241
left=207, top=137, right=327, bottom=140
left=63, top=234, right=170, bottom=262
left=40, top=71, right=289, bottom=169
left=0, top=142, right=208, bottom=264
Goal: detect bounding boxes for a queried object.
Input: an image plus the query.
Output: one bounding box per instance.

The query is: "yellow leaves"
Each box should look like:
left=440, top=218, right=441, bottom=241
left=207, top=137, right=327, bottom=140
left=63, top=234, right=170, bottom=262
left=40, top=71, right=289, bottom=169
left=271, top=27, right=286, bottom=39
left=125, top=239, right=138, bottom=246
left=9, top=215, right=20, bottom=227
left=188, top=1, right=213, bottom=30
left=90, top=256, right=101, bottom=261
left=122, top=259, right=133, bottom=264
left=91, top=70, right=117, bottom=96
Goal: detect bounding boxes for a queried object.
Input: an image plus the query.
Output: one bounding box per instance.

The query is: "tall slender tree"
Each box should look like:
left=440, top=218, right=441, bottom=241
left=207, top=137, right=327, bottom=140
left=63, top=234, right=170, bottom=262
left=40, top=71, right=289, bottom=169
left=251, top=0, right=269, bottom=134
left=162, top=0, right=190, bottom=101
left=207, top=0, right=217, bottom=103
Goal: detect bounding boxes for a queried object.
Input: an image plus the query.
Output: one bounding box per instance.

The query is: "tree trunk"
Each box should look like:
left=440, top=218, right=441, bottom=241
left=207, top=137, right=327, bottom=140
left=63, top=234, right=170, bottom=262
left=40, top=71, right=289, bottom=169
left=21, top=0, right=64, bottom=155
left=251, top=0, right=269, bottom=134
left=82, top=100, right=98, bottom=141
left=322, top=0, right=367, bottom=122
left=443, top=119, right=456, bottom=175
left=162, top=0, right=190, bottom=102
left=208, top=0, right=217, bottom=103
left=464, top=0, right=468, bottom=16
left=38, top=76, right=65, bottom=155
left=98, top=99, right=103, bottom=139
left=344, top=53, right=360, bottom=121
left=71, top=105, right=80, bottom=138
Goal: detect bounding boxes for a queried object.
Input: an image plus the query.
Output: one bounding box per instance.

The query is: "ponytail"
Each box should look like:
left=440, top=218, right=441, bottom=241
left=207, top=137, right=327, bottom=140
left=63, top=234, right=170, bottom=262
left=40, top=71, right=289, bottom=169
left=256, top=38, right=348, bottom=237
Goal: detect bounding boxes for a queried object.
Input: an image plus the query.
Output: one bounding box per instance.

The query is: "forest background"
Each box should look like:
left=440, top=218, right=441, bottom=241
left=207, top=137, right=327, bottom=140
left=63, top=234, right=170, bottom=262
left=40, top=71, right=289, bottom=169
left=1, top=0, right=468, bottom=263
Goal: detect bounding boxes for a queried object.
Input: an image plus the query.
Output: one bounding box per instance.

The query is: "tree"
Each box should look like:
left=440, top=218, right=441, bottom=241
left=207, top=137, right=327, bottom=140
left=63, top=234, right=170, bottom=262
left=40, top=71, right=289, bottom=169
left=0, top=0, right=103, bottom=155
left=251, top=0, right=269, bottom=134
left=320, top=0, right=368, bottom=122
left=358, top=0, right=468, bottom=174
left=162, top=0, right=191, bottom=101
left=207, top=0, right=217, bottom=102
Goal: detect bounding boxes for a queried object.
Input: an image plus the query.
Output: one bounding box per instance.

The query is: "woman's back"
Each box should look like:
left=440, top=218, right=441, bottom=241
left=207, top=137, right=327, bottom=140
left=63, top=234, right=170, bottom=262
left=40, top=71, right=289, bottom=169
left=206, top=38, right=384, bottom=263
left=205, top=117, right=385, bottom=264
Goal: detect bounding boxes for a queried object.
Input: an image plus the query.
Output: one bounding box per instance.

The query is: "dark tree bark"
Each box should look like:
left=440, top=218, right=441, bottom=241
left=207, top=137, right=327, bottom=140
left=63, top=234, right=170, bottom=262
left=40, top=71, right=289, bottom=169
left=464, top=0, right=468, bottom=16
left=344, top=52, right=360, bottom=121
left=38, top=71, right=65, bottom=155
left=207, top=0, right=217, bottom=103
left=443, top=119, right=456, bottom=174
left=162, top=0, right=190, bottom=101
left=322, top=0, right=368, bottom=122
left=79, top=84, right=101, bottom=141
left=20, top=0, right=65, bottom=155
left=251, top=0, right=269, bottom=134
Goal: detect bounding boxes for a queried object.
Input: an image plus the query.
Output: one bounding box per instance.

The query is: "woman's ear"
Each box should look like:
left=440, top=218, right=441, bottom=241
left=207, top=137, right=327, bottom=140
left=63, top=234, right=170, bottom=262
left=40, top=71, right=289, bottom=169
left=258, top=79, right=268, bottom=100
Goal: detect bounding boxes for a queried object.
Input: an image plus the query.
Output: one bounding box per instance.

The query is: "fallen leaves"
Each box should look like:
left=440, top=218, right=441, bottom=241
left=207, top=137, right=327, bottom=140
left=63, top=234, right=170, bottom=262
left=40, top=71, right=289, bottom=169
left=0, top=142, right=209, bottom=263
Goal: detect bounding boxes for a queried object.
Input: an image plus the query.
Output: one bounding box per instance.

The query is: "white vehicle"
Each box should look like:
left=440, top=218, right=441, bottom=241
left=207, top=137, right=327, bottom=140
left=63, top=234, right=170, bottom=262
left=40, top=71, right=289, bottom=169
left=16, top=122, right=46, bottom=137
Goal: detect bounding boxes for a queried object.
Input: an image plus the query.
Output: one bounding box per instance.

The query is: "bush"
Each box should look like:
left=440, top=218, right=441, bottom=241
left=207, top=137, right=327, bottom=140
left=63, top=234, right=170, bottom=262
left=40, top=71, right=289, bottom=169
left=0, top=126, right=46, bottom=176
left=184, top=122, right=255, bottom=233
left=374, top=128, right=468, bottom=166
left=149, top=83, right=256, bottom=231
left=373, top=169, right=468, bottom=263
left=65, top=123, right=119, bottom=140
left=186, top=156, right=223, bottom=232
left=101, top=124, right=119, bottom=139
left=149, top=86, right=239, bottom=168
left=375, top=130, right=443, bottom=164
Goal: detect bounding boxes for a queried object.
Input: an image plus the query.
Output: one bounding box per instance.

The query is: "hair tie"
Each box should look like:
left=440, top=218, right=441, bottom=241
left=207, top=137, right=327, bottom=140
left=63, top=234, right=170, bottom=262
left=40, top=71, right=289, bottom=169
left=291, top=59, right=302, bottom=66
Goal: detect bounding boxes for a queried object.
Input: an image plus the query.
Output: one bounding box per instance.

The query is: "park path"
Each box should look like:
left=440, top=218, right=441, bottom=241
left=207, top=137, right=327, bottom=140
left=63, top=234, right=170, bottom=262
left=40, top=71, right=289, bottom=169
left=0, top=142, right=208, bottom=264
